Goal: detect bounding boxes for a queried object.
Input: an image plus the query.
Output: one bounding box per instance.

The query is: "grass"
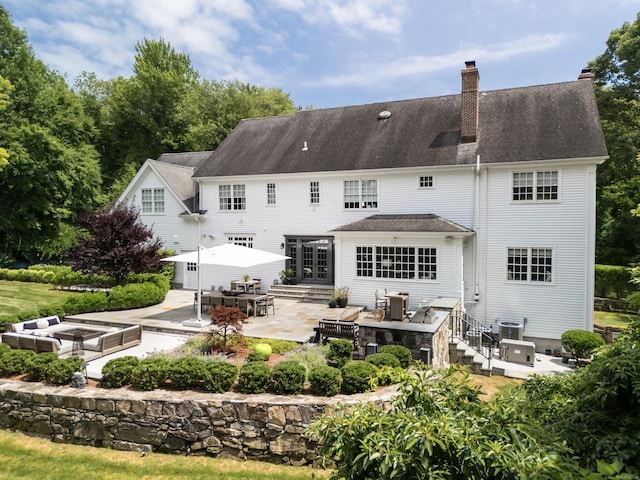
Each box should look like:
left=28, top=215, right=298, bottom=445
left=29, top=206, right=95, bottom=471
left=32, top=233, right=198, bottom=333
left=594, top=310, right=640, bottom=329
left=469, top=374, right=523, bottom=400
left=0, top=280, right=74, bottom=317
left=0, top=430, right=331, bottom=480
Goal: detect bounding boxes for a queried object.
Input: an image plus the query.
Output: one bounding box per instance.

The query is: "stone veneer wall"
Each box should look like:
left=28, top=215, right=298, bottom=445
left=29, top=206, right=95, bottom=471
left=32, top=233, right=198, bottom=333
left=0, top=380, right=396, bottom=466
left=358, top=316, right=451, bottom=369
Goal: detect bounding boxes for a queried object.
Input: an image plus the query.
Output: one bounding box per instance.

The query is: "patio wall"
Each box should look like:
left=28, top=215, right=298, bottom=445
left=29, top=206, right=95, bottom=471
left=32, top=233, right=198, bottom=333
left=0, top=380, right=395, bottom=466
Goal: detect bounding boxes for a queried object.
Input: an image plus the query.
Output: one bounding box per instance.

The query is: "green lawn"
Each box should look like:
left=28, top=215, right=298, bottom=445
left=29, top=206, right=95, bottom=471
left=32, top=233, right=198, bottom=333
left=0, top=280, right=75, bottom=317
left=594, top=310, right=640, bottom=329
left=0, top=430, right=329, bottom=479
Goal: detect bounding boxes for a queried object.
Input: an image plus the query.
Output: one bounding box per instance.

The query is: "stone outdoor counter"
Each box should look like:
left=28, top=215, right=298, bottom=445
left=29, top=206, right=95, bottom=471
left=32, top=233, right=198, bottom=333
left=0, top=379, right=397, bottom=466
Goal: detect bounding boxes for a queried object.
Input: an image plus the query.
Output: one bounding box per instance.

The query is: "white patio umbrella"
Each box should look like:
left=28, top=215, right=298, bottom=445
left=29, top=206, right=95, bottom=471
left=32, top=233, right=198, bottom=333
left=161, top=244, right=290, bottom=327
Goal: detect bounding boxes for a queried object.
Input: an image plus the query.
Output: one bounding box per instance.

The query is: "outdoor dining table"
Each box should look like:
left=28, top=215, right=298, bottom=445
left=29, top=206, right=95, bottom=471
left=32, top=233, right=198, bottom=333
left=202, top=291, right=268, bottom=318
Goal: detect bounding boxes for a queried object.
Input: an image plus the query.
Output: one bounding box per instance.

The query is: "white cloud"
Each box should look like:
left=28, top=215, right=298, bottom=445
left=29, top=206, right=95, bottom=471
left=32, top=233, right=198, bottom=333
left=305, top=33, right=568, bottom=88
left=270, top=0, right=408, bottom=35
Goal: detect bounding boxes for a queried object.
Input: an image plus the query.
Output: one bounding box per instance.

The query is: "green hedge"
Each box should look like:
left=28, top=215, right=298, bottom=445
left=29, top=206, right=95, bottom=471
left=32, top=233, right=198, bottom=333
left=595, top=264, right=634, bottom=299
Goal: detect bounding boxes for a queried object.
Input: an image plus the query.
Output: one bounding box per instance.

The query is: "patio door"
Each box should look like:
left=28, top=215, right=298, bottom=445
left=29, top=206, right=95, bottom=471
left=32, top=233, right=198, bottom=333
left=284, top=236, right=334, bottom=285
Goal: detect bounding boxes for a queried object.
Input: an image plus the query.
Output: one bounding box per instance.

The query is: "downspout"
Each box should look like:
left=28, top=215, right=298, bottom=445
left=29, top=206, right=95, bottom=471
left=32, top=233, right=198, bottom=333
left=474, top=154, right=481, bottom=303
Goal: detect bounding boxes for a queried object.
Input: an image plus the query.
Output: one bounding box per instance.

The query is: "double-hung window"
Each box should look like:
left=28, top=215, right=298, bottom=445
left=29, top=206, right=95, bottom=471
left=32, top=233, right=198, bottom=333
left=344, top=179, right=378, bottom=209
left=310, top=181, right=320, bottom=204
left=267, top=183, right=276, bottom=205
left=356, top=245, right=438, bottom=280
left=507, top=247, right=553, bottom=282
left=141, top=188, right=164, bottom=213
left=512, top=171, right=558, bottom=201
left=219, top=184, right=246, bottom=211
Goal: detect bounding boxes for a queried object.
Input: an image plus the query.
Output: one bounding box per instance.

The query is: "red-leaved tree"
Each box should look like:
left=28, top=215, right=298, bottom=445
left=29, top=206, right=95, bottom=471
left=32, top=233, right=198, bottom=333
left=207, top=305, right=248, bottom=353
left=69, top=203, right=164, bottom=284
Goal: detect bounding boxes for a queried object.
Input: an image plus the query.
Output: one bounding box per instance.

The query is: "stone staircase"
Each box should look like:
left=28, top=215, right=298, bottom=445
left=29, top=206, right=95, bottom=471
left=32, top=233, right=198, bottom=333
left=449, top=337, right=493, bottom=376
left=266, top=284, right=334, bottom=303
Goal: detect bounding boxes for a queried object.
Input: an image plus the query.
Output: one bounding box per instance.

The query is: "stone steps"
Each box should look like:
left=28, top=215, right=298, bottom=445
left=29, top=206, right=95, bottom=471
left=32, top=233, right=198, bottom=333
left=267, top=284, right=334, bottom=303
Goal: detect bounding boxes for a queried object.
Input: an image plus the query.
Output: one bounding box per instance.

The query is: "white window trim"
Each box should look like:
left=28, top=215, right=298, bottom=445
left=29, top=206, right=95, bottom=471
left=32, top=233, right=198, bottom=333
left=309, top=180, right=321, bottom=206
left=418, top=175, right=435, bottom=189
left=267, top=182, right=277, bottom=206
left=226, top=235, right=255, bottom=248
left=140, top=187, right=165, bottom=214
left=219, top=184, right=246, bottom=211
left=355, top=244, right=439, bottom=281
left=506, top=246, right=554, bottom=284
left=510, top=169, right=561, bottom=203
left=343, top=178, right=379, bottom=210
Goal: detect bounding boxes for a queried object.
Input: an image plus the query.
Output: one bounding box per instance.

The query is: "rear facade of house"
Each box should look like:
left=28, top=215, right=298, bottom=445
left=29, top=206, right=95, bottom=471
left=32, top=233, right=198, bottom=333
left=119, top=62, right=608, bottom=352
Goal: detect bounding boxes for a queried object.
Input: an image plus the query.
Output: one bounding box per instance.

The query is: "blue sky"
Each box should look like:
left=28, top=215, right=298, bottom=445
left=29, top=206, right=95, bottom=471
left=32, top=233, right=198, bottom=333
left=3, top=0, right=640, bottom=109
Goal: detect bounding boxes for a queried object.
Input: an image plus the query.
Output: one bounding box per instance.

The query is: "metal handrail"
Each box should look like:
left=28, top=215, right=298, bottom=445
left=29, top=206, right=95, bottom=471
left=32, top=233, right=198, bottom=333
left=450, top=310, right=496, bottom=369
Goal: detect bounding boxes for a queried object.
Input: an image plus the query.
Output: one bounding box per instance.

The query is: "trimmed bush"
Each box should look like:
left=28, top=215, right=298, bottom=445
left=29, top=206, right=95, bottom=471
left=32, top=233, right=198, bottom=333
left=45, top=356, right=83, bottom=385
left=244, top=337, right=298, bottom=354
left=25, top=352, right=58, bottom=382
left=101, top=356, right=141, bottom=388
left=341, top=361, right=379, bottom=394
left=0, top=349, right=36, bottom=377
left=375, top=365, right=404, bottom=386
left=246, top=350, right=269, bottom=362
left=203, top=360, right=237, bottom=393
left=130, top=356, right=170, bottom=391
left=365, top=352, right=401, bottom=369
left=167, top=357, right=208, bottom=390
left=63, top=292, right=108, bottom=315
left=595, top=264, right=633, bottom=299
left=378, top=345, right=412, bottom=368
left=238, top=361, right=271, bottom=394
left=271, top=360, right=306, bottom=395
left=561, top=329, right=605, bottom=364
left=253, top=343, right=273, bottom=359
left=327, top=339, right=354, bottom=369
left=107, top=282, right=164, bottom=310
left=309, top=365, right=341, bottom=396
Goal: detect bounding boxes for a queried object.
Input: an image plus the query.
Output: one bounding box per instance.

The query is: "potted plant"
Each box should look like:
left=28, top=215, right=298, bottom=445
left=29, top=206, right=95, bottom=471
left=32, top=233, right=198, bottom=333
left=333, top=286, right=350, bottom=308
left=243, top=273, right=250, bottom=282
left=279, top=268, right=297, bottom=285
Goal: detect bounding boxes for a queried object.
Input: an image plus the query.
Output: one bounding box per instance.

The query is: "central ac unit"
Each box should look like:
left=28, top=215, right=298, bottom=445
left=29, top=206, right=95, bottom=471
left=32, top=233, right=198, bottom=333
left=498, top=321, right=523, bottom=341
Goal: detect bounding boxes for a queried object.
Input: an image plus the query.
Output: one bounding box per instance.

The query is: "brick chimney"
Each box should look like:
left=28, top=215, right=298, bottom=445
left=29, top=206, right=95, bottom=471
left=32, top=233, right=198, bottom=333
left=578, top=68, right=595, bottom=81
left=461, top=60, right=479, bottom=144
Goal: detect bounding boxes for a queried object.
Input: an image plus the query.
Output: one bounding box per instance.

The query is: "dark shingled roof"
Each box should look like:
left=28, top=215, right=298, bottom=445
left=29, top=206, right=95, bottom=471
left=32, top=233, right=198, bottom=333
left=193, top=78, right=607, bottom=179
left=331, top=214, right=474, bottom=233
left=149, top=152, right=212, bottom=212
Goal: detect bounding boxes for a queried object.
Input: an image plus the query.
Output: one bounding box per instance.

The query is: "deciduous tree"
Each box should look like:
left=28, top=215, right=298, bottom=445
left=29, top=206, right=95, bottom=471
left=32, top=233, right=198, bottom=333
left=68, top=203, right=163, bottom=285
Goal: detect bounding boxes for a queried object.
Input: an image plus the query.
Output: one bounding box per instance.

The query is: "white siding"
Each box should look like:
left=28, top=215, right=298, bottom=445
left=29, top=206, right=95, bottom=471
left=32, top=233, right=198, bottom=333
left=477, top=163, right=594, bottom=340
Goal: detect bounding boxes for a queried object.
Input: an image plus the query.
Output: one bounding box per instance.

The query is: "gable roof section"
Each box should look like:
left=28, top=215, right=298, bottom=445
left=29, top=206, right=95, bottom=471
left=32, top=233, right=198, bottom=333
left=478, top=81, right=607, bottom=163
left=194, top=78, right=606, bottom=179
left=118, top=151, right=212, bottom=214
left=331, top=214, right=473, bottom=234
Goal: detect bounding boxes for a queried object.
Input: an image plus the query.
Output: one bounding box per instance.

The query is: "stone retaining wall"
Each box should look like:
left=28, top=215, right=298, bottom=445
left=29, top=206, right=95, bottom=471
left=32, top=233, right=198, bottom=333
left=0, top=379, right=396, bottom=465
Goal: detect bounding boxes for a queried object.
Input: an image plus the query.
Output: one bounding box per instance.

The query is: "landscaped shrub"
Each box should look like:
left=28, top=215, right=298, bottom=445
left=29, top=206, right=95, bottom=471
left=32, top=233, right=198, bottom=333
left=253, top=343, right=272, bottom=359
left=167, top=357, right=208, bottom=390
left=341, top=361, right=378, bottom=394
left=561, top=329, right=605, bottom=364
left=63, top=291, right=109, bottom=315
left=327, top=339, right=354, bottom=369
left=375, top=365, right=405, bottom=386
left=286, top=344, right=330, bottom=380
left=595, top=264, right=633, bottom=299
left=25, top=352, right=58, bottom=382
left=271, top=360, right=306, bottom=395
left=246, top=350, right=269, bottom=362
left=365, top=352, right=401, bottom=369
left=130, top=356, right=170, bottom=391
left=378, top=345, right=413, bottom=368
left=0, top=344, right=10, bottom=356
left=107, top=282, right=164, bottom=310
left=203, top=360, right=237, bottom=393
left=45, top=356, right=84, bottom=385
left=308, top=365, right=341, bottom=396
left=244, top=337, right=298, bottom=354
left=0, top=349, right=36, bottom=377
left=238, top=361, right=272, bottom=394
left=101, top=356, right=141, bottom=388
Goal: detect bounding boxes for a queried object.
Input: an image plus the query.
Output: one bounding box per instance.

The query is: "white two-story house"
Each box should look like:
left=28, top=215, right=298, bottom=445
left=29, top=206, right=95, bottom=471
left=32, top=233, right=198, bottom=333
left=119, top=62, right=608, bottom=352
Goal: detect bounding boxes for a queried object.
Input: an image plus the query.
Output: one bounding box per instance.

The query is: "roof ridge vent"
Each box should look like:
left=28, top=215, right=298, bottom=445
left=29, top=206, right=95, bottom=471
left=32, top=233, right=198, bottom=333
left=378, top=110, right=391, bottom=120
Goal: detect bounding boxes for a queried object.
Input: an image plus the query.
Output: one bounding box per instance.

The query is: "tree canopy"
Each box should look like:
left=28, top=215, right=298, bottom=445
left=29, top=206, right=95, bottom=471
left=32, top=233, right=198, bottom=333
left=590, top=12, right=640, bottom=265
left=0, top=8, right=298, bottom=265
